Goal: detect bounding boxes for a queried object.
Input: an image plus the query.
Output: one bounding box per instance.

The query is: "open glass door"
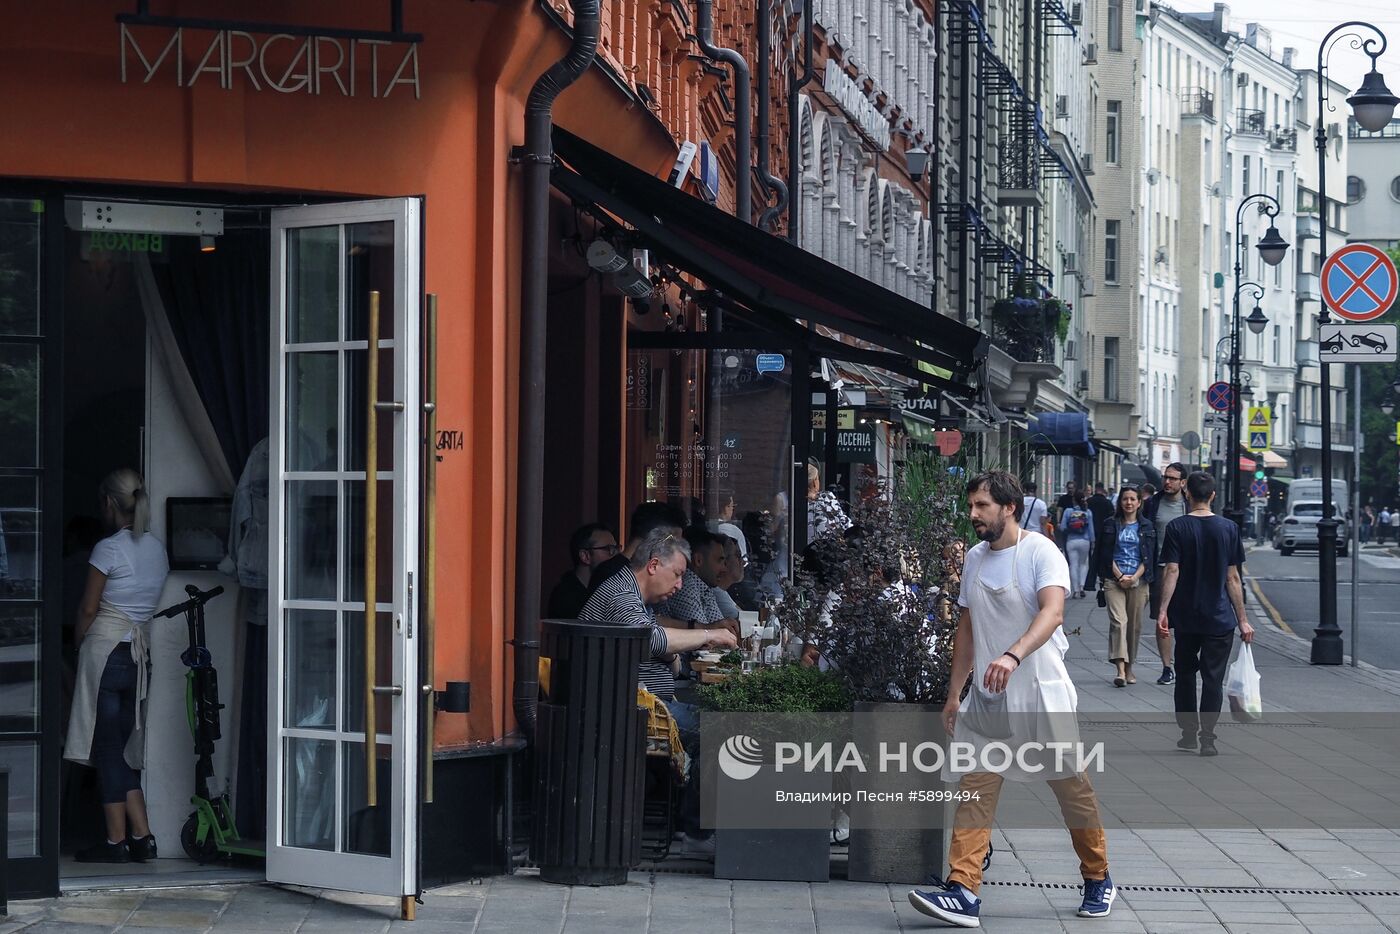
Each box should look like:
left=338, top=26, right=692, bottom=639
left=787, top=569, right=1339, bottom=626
left=267, top=200, right=420, bottom=898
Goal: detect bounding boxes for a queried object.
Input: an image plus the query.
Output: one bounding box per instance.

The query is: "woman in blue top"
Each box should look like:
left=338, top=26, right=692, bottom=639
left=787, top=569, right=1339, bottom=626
left=1058, top=491, right=1095, bottom=598
left=1096, top=487, right=1157, bottom=687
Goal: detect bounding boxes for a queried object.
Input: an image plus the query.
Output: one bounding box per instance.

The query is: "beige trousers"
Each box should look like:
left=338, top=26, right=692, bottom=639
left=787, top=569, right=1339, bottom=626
left=1106, top=581, right=1148, bottom=664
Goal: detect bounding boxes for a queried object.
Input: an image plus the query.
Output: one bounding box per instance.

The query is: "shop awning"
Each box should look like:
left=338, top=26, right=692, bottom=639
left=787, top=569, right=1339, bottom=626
left=550, top=128, right=988, bottom=394
left=1237, top=450, right=1288, bottom=470
left=1026, top=412, right=1097, bottom=458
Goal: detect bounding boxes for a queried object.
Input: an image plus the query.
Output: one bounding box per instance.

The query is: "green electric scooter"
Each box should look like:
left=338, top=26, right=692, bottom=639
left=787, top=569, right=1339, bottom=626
left=155, top=584, right=265, bottom=862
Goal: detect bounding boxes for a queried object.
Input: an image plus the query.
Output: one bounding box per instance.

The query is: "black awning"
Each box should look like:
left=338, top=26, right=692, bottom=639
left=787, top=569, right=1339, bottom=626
left=550, top=128, right=988, bottom=394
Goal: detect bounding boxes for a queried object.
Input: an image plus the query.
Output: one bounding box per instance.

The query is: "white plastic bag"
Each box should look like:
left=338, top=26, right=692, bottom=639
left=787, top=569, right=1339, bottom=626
left=1226, top=643, right=1263, bottom=722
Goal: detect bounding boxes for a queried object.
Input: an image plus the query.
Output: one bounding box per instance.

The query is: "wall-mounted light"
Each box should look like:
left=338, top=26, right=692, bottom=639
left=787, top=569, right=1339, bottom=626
left=199, top=235, right=217, bottom=253
left=905, top=147, right=931, bottom=182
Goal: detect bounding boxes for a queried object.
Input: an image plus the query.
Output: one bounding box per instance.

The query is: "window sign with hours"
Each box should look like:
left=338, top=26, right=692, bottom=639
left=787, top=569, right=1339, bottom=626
left=652, top=441, right=743, bottom=496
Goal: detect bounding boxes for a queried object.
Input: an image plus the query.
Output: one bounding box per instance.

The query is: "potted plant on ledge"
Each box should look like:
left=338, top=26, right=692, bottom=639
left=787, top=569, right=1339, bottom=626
left=782, top=450, right=971, bottom=883
left=697, top=664, right=851, bottom=882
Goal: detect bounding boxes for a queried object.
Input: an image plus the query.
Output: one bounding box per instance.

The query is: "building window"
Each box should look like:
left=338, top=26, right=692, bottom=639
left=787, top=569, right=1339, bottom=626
left=1105, top=220, right=1120, bottom=283
left=1242, top=156, right=1250, bottom=196
left=1348, top=176, right=1366, bottom=203
left=1106, top=101, right=1121, bottom=164
left=1276, top=170, right=1284, bottom=207
left=1104, top=337, right=1119, bottom=401
left=1390, top=176, right=1400, bottom=201
left=1272, top=325, right=1281, bottom=364
left=1108, top=0, right=1123, bottom=51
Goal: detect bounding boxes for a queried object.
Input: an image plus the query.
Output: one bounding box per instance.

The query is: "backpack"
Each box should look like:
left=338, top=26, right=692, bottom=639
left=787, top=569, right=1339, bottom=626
left=1068, top=510, right=1088, bottom=532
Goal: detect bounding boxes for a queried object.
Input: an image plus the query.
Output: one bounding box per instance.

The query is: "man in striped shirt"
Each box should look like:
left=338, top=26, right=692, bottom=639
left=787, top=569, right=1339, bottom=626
left=579, top=527, right=737, bottom=701
left=579, top=527, right=735, bottom=858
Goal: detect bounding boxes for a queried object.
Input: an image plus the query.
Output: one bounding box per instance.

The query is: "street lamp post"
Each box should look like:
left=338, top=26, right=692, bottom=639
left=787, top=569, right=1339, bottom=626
left=1228, top=195, right=1287, bottom=529
left=1311, top=22, right=1400, bottom=666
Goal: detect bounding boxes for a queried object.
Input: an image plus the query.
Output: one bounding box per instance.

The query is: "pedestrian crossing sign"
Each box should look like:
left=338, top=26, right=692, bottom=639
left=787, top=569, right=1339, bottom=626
left=1248, top=429, right=1269, bottom=452
left=1248, top=406, right=1270, bottom=429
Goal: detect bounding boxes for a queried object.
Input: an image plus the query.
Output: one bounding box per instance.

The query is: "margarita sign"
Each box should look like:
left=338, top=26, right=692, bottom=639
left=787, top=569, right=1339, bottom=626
left=119, top=23, right=422, bottom=99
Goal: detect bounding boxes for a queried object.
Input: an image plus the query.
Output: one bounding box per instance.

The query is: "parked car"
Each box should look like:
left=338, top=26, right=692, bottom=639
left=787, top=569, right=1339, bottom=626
left=1275, top=502, right=1349, bottom=557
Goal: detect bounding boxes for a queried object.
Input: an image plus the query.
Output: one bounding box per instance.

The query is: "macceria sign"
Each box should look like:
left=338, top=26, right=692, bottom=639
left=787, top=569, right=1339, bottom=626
left=119, top=23, right=421, bottom=99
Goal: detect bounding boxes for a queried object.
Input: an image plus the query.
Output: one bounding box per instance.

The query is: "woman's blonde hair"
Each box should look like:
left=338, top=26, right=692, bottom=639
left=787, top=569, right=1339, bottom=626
left=101, top=468, right=150, bottom=538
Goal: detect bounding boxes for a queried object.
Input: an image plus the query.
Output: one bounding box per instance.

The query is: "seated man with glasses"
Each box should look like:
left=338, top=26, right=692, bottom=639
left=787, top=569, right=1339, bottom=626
left=580, top=527, right=738, bottom=859
left=547, top=523, right=619, bottom=620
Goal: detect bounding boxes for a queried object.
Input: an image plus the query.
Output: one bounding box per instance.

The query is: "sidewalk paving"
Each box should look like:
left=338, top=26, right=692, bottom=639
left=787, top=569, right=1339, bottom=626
left=5, top=571, right=1400, bottom=934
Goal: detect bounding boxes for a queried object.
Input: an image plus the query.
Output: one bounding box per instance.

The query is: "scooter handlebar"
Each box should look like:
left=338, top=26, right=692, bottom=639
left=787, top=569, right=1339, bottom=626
left=156, top=585, right=225, bottom=618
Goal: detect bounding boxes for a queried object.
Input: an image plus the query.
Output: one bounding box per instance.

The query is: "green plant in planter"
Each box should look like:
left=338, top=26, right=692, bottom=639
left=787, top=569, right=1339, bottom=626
left=1044, top=299, right=1071, bottom=344
left=779, top=449, right=971, bottom=706
left=697, top=663, right=852, bottom=713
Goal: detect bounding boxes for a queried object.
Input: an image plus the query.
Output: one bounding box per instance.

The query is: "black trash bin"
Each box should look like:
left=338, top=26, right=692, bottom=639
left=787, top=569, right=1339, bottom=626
left=532, top=619, right=648, bottom=886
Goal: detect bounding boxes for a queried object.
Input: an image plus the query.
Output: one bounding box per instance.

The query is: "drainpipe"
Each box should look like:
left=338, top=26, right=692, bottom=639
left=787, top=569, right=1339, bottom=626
left=696, top=0, right=752, bottom=223
left=787, top=0, right=815, bottom=243
left=756, top=0, right=788, bottom=230
left=515, top=0, right=600, bottom=742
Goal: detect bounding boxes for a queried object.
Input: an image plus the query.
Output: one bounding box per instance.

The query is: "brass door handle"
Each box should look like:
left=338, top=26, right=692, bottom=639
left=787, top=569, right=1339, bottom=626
left=365, top=290, right=382, bottom=807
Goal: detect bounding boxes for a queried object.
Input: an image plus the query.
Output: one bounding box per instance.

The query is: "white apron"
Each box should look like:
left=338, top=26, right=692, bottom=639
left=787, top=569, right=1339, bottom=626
left=949, top=532, right=1081, bottom=782
left=64, top=602, right=150, bottom=769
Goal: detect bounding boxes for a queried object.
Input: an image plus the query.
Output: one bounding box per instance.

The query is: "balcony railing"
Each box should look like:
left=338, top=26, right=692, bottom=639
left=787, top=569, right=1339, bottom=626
left=1296, top=420, right=1355, bottom=449
left=989, top=300, right=1060, bottom=364
left=1298, top=271, right=1321, bottom=302
left=1181, top=88, right=1215, bottom=119
left=1296, top=212, right=1321, bottom=240
left=1269, top=127, right=1298, bottom=151
left=1236, top=108, right=1267, bottom=137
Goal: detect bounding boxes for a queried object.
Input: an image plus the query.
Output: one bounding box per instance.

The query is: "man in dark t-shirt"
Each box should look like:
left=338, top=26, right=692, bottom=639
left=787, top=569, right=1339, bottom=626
left=1155, top=472, right=1255, bottom=757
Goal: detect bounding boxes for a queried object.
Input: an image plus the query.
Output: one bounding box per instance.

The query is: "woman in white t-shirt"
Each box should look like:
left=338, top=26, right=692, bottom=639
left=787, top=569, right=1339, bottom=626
left=65, top=468, right=169, bottom=864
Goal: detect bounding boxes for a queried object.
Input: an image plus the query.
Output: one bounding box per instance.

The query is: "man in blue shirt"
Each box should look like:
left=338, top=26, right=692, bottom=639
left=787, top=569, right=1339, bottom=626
left=1155, top=472, right=1255, bottom=757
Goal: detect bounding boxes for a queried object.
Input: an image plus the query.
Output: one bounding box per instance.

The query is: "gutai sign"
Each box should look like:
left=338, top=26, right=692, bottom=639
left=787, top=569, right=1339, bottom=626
left=119, top=24, right=422, bottom=99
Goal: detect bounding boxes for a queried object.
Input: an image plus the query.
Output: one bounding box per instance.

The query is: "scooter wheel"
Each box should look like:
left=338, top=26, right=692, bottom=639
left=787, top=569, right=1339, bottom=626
left=181, top=812, right=221, bottom=864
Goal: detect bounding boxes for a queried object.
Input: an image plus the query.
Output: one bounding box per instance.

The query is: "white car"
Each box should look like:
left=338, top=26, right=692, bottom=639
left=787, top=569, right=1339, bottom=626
left=1275, top=502, right=1349, bottom=557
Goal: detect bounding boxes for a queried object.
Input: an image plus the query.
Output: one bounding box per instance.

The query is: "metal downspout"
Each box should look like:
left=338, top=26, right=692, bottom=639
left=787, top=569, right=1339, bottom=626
left=756, top=0, right=788, bottom=230
left=515, top=0, right=601, bottom=742
left=787, top=0, right=815, bottom=243
left=696, top=0, right=753, bottom=222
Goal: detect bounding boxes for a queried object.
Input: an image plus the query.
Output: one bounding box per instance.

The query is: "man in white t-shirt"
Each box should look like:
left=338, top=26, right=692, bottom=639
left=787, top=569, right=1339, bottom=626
left=1020, top=482, right=1049, bottom=536
left=910, top=471, right=1114, bottom=927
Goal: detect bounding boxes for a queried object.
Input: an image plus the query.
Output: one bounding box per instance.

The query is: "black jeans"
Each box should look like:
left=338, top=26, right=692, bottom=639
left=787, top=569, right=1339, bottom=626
left=93, top=643, right=143, bottom=804
left=1173, top=630, right=1235, bottom=741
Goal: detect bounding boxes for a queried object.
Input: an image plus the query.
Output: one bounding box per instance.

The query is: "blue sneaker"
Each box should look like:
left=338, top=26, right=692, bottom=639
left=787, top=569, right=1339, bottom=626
left=909, top=879, right=981, bottom=928
left=1078, top=874, right=1116, bottom=918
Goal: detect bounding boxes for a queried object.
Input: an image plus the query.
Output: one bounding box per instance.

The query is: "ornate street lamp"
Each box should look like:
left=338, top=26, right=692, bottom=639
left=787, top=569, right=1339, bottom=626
left=1245, top=305, right=1270, bottom=335
left=1227, top=193, right=1285, bottom=529
left=1311, top=22, right=1399, bottom=666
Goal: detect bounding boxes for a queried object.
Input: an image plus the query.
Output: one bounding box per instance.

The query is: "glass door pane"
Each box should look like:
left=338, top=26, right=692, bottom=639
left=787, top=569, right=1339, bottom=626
left=269, top=201, right=420, bottom=898
left=625, top=347, right=794, bottom=605
left=0, top=197, right=44, bottom=869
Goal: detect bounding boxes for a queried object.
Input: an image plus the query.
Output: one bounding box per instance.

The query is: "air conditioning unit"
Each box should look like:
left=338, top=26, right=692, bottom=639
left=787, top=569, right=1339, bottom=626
left=1077, top=369, right=1091, bottom=392
left=1056, top=95, right=1070, bottom=118
left=1065, top=339, right=1079, bottom=360
left=1080, top=275, right=1097, bottom=296
left=1070, top=1, right=1083, bottom=25
left=1083, top=43, right=1098, bottom=65
left=1237, top=71, right=1250, bottom=87
left=1063, top=252, right=1079, bottom=273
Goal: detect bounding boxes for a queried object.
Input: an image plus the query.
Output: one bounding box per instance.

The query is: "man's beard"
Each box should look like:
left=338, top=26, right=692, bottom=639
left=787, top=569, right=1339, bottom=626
left=976, top=518, right=1006, bottom=543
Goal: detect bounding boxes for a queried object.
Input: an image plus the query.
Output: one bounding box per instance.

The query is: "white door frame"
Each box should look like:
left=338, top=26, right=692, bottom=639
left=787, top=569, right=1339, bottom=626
left=267, top=198, right=421, bottom=897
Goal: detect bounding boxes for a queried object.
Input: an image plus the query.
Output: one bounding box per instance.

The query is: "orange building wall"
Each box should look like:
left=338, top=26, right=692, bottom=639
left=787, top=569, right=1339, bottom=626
left=2, top=0, right=766, bottom=749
